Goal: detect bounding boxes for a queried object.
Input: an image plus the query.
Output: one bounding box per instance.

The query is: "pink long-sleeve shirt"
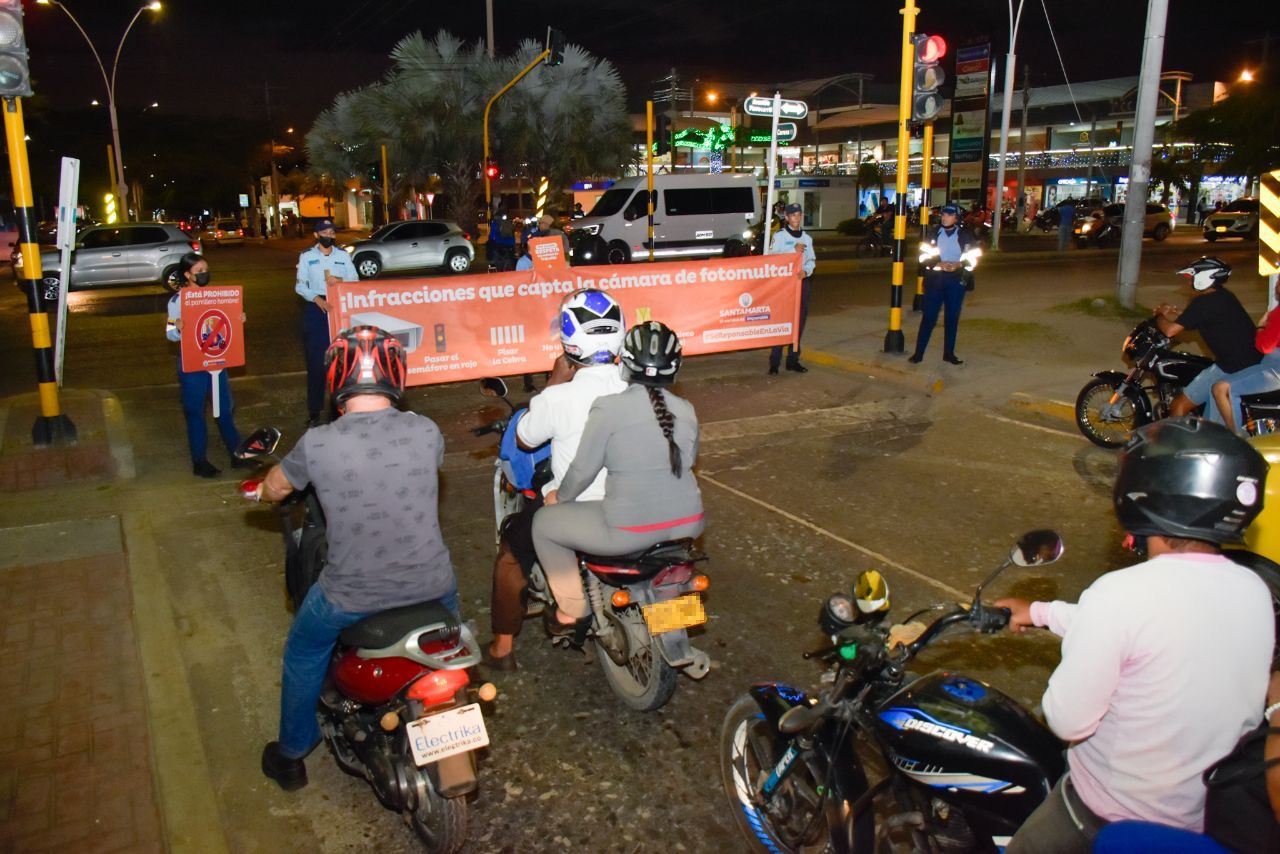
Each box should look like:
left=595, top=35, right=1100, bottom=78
left=1029, top=552, right=1273, bottom=831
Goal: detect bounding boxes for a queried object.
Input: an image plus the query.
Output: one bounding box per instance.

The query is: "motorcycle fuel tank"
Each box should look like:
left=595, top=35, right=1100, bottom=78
left=333, top=650, right=428, bottom=705
left=873, top=672, right=1063, bottom=832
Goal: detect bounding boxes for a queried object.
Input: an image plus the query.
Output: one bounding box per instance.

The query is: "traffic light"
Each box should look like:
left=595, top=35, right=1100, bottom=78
left=654, top=114, right=672, bottom=157
left=484, top=160, right=499, bottom=181
left=0, top=0, right=33, bottom=98
left=910, top=33, right=947, bottom=123
left=545, top=28, right=565, bottom=67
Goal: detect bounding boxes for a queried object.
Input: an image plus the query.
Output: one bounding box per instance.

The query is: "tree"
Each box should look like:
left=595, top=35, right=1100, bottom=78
left=1177, top=74, right=1280, bottom=185
left=856, top=157, right=884, bottom=212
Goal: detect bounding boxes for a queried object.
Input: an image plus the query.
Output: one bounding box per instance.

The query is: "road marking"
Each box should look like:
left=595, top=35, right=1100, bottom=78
left=984, top=412, right=1078, bottom=438
left=697, top=471, right=966, bottom=599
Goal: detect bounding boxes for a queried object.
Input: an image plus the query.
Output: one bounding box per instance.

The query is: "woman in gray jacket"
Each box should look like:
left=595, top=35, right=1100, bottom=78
left=532, top=321, right=705, bottom=629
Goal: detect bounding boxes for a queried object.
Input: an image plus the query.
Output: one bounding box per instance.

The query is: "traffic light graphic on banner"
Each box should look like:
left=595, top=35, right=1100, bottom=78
left=0, top=0, right=33, bottom=98
left=910, top=34, right=947, bottom=123
left=654, top=114, right=673, bottom=156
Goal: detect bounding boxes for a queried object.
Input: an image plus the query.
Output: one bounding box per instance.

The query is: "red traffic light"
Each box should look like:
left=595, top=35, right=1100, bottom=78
left=916, top=35, right=946, bottom=64
left=484, top=161, right=499, bottom=180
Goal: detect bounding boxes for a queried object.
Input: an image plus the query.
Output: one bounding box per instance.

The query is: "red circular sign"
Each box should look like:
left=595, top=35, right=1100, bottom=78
left=195, top=308, right=232, bottom=357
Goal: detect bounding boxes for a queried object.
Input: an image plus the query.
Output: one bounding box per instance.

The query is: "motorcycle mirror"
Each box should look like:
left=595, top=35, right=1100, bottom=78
left=234, top=426, right=281, bottom=460
left=1011, top=529, right=1064, bottom=567
left=480, top=377, right=509, bottom=399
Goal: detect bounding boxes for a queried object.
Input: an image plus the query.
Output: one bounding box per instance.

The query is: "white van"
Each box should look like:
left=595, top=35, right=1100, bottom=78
left=566, top=173, right=761, bottom=264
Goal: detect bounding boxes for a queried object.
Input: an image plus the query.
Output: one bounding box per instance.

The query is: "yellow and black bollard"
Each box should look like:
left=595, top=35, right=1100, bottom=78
left=913, top=121, right=934, bottom=312
left=883, top=0, right=919, bottom=353
left=4, top=97, right=76, bottom=446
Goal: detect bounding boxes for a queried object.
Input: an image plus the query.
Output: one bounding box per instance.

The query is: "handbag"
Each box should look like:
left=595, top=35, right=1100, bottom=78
left=1202, top=723, right=1280, bottom=853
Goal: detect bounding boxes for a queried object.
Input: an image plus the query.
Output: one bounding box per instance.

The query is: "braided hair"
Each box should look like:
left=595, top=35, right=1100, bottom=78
left=647, top=386, right=682, bottom=478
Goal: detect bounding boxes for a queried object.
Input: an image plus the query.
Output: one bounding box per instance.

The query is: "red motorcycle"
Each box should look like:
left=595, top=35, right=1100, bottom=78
left=236, top=427, right=494, bottom=853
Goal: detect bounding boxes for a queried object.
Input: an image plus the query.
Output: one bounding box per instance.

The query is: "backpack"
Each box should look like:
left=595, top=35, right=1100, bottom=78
left=1202, top=722, right=1280, bottom=853
left=498, top=217, right=515, bottom=241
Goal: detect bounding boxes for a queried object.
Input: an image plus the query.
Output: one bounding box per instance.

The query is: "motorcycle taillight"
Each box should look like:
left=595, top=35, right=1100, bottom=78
left=407, top=668, right=469, bottom=707
left=653, top=563, right=694, bottom=587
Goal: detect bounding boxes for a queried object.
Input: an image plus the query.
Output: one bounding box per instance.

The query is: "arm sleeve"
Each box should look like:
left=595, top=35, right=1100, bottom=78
left=1257, top=306, right=1280, bottom=354
left=515, top=391, right=556, bottom=447
left=1174, top=298, right=1203, bottom=332
left=1029, top=600, right=1077, bottom=636
left=279, top=434, right=312, bottom=491
left=1040, top=586, right=1125, bottom=742
left=557, top=402, right=610, bottom=502
left=165, top=297, right=181, bottom=342
left=690, top=421, right=700, bottom=468
left=295, top=253, right=316, bottom=302
left=340, top=257, right=359, bottom=283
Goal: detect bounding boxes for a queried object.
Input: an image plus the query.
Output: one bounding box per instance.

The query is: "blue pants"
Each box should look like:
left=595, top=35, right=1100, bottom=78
left=178, top=368, right=241, bottom=464
left=278, top=584, right=460, bottom=758
left=301, top=301, right=330, bottom=420
left=1092, top=821, right=1228, bottom=853
left=770, top=276, right=812, bottom=369
left=913, top=272, right=965, bottom=358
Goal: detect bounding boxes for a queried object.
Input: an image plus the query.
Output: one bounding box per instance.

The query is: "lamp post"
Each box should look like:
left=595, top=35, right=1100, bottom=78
left=990, top=0, right=1028, bottom=251
left=37, top=1, right=162, bottom=222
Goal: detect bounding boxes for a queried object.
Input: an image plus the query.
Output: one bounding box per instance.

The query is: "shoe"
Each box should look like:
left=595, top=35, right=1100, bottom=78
left=943, top=354, right=964, bottom=365
left=193, top=460, right=221, bottom=478
left=481, top=647, right=518, bottom=672
left=785, top=362, right=808, bottom=373
left=767, top=365, right=780, bottom=375
left=907, top=353, right=923, bottom=364
left=544, top=610, right=578, bottom=638
left=261, top=742, right=308, bottom=791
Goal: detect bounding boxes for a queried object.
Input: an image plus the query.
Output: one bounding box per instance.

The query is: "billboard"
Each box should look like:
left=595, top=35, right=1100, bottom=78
left=946, top=42, right=993, bottom=200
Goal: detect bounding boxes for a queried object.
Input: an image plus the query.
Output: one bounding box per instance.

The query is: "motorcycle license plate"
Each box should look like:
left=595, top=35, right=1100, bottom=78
left=642, top=594, right=706, bottom=635
left=406, top=703, right=489, bottom=767
left=1216, top=226, right=1227, bottom=232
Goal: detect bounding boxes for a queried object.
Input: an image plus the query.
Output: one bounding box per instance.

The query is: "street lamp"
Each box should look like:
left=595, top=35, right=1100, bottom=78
left=36, top=1, right=162, bottom=221
left=1239, top=69, right=1255, bottom=83
left=991, top=0, right=1028, bottom=251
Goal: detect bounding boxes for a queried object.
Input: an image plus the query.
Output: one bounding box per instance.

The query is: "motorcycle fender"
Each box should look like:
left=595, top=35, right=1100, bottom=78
left=653, top=629, right=711, bottom=679
left=1090, top=370, right=1155, bottom=422
left=425, top=749, right=478, bottom=798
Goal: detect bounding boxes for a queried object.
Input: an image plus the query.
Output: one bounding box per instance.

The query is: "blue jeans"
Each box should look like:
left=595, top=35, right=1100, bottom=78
left=770, top=276, right=812, bottom=369
left=914, top=272, right=965, bottom=358
left=301, top=301, right=330, bottom=420
left=1182, top=363, right=1228, bottom=424
left=278, top=584, right=460, bottom=758
left=178, top=367, right=241, bottom=464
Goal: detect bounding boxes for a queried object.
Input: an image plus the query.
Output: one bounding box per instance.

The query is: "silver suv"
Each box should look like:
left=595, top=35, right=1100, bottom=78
left=343, top=220, right=474, bottom=278
left=17, top=222, right=201, bottom=293
left=1203, top=197, right=1259, bottom=242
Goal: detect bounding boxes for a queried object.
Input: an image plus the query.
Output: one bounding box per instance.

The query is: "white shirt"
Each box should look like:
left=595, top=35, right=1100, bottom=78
left=295, top=244, right=358, bottom=302
left=1029, top=553, right=1273, bottom=830
left=516, top=364, right=627, bottom=500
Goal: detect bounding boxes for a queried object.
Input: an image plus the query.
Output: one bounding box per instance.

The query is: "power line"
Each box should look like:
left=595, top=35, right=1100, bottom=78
left=1039, top=0, right=1084, bottom=124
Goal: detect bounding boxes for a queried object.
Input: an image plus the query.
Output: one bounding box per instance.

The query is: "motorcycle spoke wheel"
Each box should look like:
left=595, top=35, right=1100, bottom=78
left=1075, top=378, right=1138, bottom=448
left=408, top=789, right=468, bottom=854
left=595, top=611, right=677, bottom=712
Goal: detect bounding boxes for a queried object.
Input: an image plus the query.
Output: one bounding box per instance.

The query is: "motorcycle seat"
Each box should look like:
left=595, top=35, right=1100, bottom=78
left=1241, top=388, right=1280, bottom=411
left=339, top=599, right=458, bottom=649
left=579, top=539, right=704, bottom=573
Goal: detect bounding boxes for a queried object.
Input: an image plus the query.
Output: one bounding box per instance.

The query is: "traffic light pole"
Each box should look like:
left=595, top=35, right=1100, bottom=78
left=884, top=0, right=919, bottom=353
left=4, top=98, right=76, bottom=446
left=483, top=48, right=551, bottom=210
left=913, top=120, right=934, bottom=312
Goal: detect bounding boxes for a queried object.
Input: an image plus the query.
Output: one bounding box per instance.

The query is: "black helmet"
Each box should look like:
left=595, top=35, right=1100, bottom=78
left=1176, top=256, right=1231, bottom=292
left=324, top=325, right=407, bottom=405
left=620, top=321, right=682, bottom=386
left=1114, top=417, right=1266, bottom=544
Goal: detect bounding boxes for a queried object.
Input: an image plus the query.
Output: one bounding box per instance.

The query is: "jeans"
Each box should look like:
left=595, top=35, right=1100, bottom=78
left=178, top=367, right=241, bottom=464
left=913, top=272, right=965, bottom=358
left=1182, top=363, right=1227, bottom=424
left=1005, top=773, right=1107, bottom=854
left=770, top=276, right=812, bottom=369
left=301, top=301, right=330, bottom=420
left=277, top=583, right=460, bottom=758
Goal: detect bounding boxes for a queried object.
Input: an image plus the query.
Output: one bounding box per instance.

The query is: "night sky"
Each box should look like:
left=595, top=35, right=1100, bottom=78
left=22, top=0, right=1275, bottom=130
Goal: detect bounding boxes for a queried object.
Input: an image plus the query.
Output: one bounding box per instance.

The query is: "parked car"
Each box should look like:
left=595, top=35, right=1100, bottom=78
left=14, top=222, right=202, bottom=293
left=564, top=173, right=760, bottom=264
left=342, top=220, right=474, bottom=278
left=1203, top=197, right=1260, bottom=242
left=201, top=218, right=246, bottom=247
left=1074, top=202, right=1174, bottom=247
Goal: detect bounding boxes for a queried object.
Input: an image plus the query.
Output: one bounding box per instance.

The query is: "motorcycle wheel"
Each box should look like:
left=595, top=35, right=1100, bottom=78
left=595, top=610, right=677, bottom=712
left=720, top=695, right=874, bottom=853
left=408, top=789, right=467, bottom=854
left=1075, top=377, right=1143, bottom=448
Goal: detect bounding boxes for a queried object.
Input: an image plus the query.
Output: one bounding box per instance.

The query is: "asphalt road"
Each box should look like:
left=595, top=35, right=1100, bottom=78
left=0, top=234, right=1265, bottom=852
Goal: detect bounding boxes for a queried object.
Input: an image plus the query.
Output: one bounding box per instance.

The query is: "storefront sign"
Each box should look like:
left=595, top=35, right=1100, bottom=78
left=180, top=286, right=245, bottom=373
left=947, top=41, right=993, bottom=199
left=327, top=248, right=804, bottom=386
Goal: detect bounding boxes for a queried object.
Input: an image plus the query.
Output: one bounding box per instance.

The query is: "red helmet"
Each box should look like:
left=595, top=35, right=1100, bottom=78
left=324, top=326, right=407, bottom=405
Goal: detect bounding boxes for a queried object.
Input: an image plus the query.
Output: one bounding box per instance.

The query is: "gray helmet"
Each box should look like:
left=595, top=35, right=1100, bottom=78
left=1113, top=417, right=1266, bottom=544
left=620, top=321, right=682, bottom=386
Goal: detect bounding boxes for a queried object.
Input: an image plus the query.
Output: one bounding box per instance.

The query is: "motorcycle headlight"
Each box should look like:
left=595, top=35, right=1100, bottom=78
left=1081, top=222, right=1093, bottom=233
left=820, top=593, right=855, bottom=635
left=742, top=229, right=752, bottom=239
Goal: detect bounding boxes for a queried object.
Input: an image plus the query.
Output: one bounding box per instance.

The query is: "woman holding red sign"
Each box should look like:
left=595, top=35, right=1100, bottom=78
left=165, top=252, right=247, bottom=478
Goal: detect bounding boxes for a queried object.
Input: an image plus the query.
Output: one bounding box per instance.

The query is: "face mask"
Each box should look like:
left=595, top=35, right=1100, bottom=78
left=194, top=271, right=211, bottom=286
left=318, top=236, right=336, bottom=248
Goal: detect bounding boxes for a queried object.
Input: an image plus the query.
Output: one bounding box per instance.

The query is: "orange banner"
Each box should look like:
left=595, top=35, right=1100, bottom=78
left=328, top=240, right=802, bottom=386
left=180, top=286, right=245, bottom=373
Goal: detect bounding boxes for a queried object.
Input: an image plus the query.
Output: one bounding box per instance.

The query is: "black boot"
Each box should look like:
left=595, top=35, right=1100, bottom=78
left=943, top=353, right=964, bottom=365
left=261, top=742, right=308, bottom=791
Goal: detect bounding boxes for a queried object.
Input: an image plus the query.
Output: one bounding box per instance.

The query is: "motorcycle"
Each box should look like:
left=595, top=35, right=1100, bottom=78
left=474, top=377, right=712, bottom=711
left=721, top=531, right=1066, bottom=853
left=235, top=427, right=494, bottom=853
left=1074, top=317, right=1212, bottom=448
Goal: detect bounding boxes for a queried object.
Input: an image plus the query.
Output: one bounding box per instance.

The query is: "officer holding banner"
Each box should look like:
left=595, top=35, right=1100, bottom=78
left=296, top=219, right=357, bottom=425
left=767, top=203, right=816, bottom=375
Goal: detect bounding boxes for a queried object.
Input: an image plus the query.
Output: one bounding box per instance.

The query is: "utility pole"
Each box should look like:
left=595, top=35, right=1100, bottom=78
left=1117, top=0, right=1170, bottom=309
left=485, top=0, right=495, bottom=58
left=990, top=0, right=1026, bottom=251
left=883, top=0, right=918, bottom=353
left=265, top=82, right=281, bottom=238
left=1015, top=65, right=1030, bottom=228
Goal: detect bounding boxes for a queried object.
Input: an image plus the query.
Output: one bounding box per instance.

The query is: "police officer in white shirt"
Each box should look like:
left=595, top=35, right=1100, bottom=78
left=296, top=219, right=357, bottom=425
left=768, top=203, right=816, bottom=375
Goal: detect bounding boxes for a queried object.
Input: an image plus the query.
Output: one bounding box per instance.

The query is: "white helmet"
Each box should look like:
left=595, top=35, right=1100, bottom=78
left=1176, top=256, right=1231, bottom=292
left=559, top=289, right=624, bottom=365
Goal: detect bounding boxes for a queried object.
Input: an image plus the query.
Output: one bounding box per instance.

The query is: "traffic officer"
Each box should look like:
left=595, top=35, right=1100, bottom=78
left=295, top=219, right=357, bottom=425
left=910, top=203, right=980, bottom=365
left=768, top=203, right=816, bottom=374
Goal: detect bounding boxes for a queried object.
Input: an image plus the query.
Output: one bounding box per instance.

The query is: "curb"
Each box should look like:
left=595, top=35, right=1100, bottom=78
left=98, top=389, right=136, bottom=480
left=1009, top=391, right=1076, bottom=425
left=805, top=347, right=946, bottom=394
